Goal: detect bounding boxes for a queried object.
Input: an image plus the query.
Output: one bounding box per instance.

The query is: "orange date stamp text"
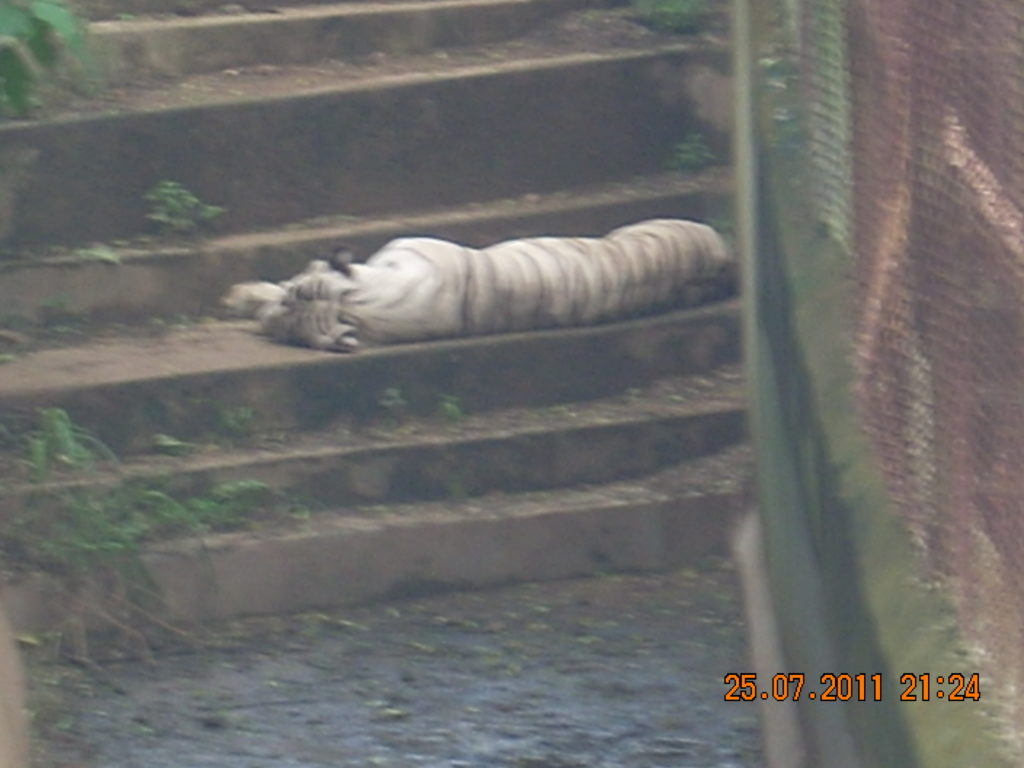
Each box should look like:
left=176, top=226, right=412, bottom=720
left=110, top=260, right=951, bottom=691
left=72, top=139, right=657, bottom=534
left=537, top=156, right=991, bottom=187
left=723, top=673, right=981, bottom=702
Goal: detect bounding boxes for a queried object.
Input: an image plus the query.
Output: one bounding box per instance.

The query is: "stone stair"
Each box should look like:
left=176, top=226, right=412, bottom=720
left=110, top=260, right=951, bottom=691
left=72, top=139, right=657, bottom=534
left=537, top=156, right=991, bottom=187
left=89, top=0, right=603, bottom=81
left=0, top=0, right=744, bottom=632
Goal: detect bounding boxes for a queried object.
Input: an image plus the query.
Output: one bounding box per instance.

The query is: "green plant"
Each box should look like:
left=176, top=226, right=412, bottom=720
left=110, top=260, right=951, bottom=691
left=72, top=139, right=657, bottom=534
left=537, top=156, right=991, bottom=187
left=633, top=0, right=710, bottom=34
left=24, top=408, right=117, bottom=482
left=0, top=0, right=88, bottom=115
left=143, top=180, right=225, bottom=236
left=217, top=406, right=257, bottom=440
left=178, top=479, right=272, bottom=532
left=668, top=133, right=716, bottom=172
left=378, top=387, right=408, bottom=426
left=436, top=394, right=464, bottom=424
left=0, top=408, right=298, bottom=652
left=4, top=479, right=274, bottom=576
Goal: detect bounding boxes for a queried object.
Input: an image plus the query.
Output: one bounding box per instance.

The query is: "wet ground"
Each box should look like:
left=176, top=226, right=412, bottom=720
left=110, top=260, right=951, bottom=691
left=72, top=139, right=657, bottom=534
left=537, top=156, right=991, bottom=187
left=31, top=561, right=762, bottom=768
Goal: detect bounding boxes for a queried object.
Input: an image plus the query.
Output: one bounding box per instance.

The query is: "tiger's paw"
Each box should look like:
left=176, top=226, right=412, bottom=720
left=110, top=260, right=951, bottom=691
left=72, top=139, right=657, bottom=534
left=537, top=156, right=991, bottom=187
left=308, top=323, right=360, bottom=352
left=222, top=282, right=286, bottom=318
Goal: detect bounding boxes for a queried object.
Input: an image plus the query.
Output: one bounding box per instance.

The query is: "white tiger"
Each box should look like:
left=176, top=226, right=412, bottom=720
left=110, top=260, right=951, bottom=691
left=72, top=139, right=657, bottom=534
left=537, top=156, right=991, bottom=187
left=223, top=219, right=735, bottom=352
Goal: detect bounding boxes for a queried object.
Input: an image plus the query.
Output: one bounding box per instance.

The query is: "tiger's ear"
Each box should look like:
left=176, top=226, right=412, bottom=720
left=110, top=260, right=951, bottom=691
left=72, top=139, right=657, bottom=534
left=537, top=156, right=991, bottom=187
left=329, top=244, right=356, bottom=276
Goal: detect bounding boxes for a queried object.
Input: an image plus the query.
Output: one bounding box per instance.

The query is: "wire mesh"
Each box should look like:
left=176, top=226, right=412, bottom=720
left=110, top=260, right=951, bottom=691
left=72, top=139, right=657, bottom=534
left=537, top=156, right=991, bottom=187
left=801, top=0, right=1024, bottom=748
left=746, top=0, right=1024, bottom=760
left=850, top=0, right=1024, bottom=732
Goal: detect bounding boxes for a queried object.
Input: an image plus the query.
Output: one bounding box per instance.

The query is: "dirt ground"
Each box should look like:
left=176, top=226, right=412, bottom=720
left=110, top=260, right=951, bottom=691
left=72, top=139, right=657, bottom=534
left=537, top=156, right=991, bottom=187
left=27, top=560, right=762, bottom=767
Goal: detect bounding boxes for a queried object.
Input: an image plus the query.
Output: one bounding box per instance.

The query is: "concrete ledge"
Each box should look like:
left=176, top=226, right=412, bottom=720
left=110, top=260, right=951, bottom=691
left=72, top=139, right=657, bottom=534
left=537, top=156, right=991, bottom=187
left=0, top=45, right=729, bottom=246
left=0, top=301, right=741, bottom=453
left=91, top=0, right=601, bottom=81
left=4, top=490, right=742, bottom=632
left=0, top=400, right=746, bottom=525
left=0, top=169, right=730, bottom=324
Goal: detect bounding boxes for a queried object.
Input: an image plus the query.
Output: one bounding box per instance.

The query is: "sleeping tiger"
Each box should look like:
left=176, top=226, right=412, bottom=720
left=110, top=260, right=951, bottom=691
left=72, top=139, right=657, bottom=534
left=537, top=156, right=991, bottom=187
left=222, top=219, right=735, bottom=351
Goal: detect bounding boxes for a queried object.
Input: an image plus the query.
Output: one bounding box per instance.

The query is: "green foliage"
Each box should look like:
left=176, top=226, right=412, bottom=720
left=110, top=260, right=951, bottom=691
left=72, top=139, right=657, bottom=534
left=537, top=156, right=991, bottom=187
left=4, top=410, right=275, bottom=573
left=216, top=406, right=257, bottom=440
left=436, top=394, right=464, bottom=424
left=143, top=180, right=225, bottom=236
left=178, top=479, right=272, bottom=531
left=633, top=0, right=709, bottom=34
left=24, top=407, right=117, bottom=482
left=378, top=387, right=408, bottom=426
left=0, top=408, right=315, bottom=651
left=668, top=133, right=716, bottom=172
left=378, top=387, right=407, bottom=411
left=5, top=479, right=272, bottom=575
left=0, top=0, right=87, bottom=115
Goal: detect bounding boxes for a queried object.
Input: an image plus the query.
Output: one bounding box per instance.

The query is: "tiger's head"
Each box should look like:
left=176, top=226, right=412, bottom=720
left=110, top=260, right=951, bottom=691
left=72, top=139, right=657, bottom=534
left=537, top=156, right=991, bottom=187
left=221, top=244, right=358, bottom=317
left=228, top=245, right=364, bottom=351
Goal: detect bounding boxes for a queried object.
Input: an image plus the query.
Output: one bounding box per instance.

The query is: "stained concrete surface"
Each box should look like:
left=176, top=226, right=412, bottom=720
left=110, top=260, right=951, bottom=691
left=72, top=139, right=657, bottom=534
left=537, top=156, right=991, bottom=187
left=32, top=562, right=762, bottom=768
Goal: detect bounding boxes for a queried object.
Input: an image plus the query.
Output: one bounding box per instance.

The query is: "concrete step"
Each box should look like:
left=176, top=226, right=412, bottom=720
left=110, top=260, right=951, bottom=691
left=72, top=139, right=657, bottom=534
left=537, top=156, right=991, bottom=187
left=91, top=0, right=604, bottom=81
left=4, top=442, right=751, bottom=631
left=0, top=364, right=744, bottom=525
left=0, top=168, right=731, bottom=325
left=1, top=40, right=730, bottom=247
left=0, top=0, right=742, bottom=645
left=0, top=299, right=740, bottom=453
left=78, top=0, right=543, bottom=22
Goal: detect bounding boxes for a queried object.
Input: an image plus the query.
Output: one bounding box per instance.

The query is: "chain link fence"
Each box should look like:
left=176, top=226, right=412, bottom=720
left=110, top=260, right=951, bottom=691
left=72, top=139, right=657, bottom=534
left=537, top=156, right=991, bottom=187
left=739, top=0, right=1024, bottom=764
